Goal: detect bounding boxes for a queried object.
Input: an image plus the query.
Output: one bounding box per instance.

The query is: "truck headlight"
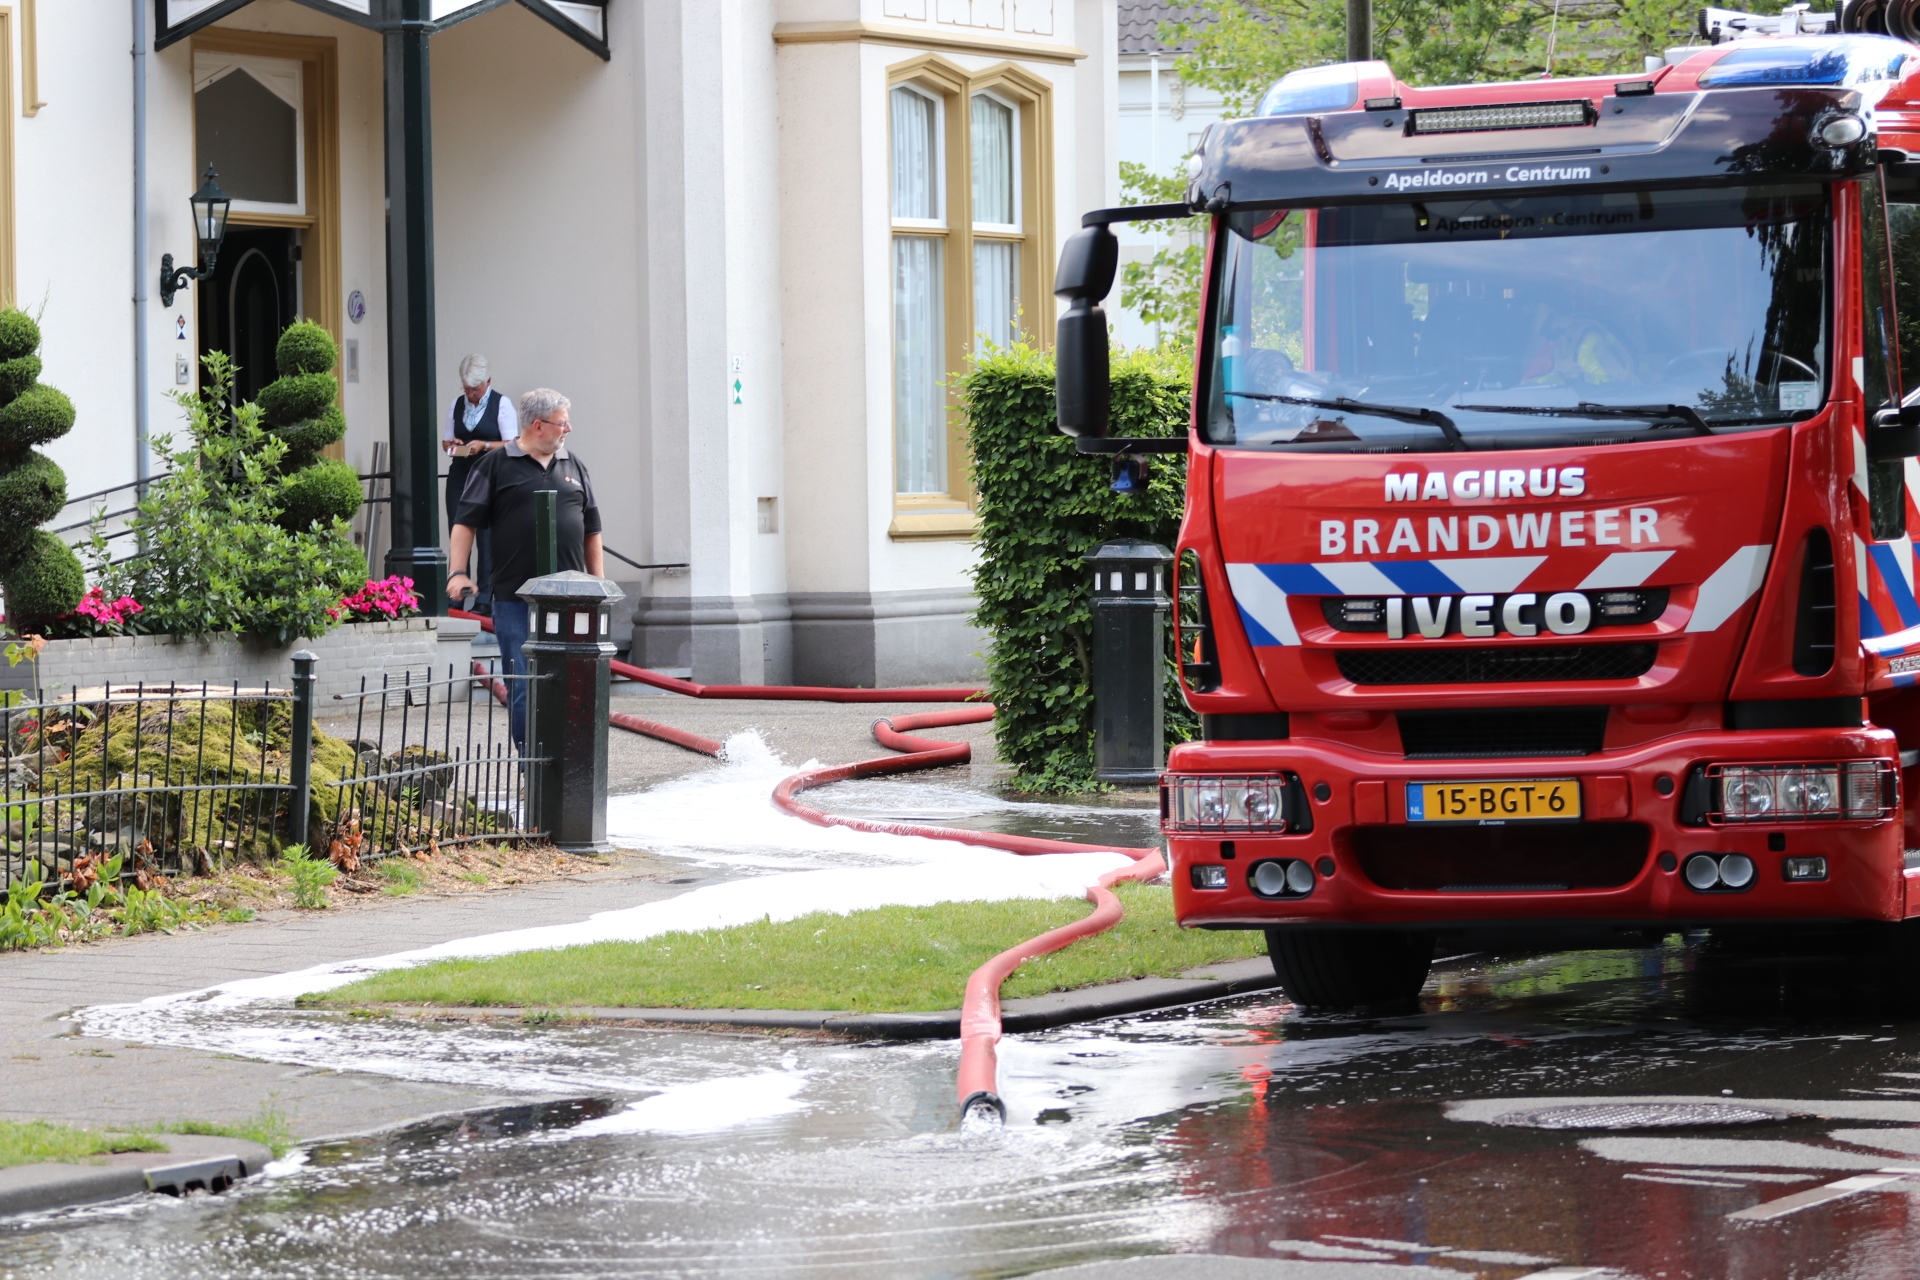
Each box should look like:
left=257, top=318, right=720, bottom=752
left=1702, top=761, right=1894, bottom=824
left=1163, top=774, right=1288, bottom=833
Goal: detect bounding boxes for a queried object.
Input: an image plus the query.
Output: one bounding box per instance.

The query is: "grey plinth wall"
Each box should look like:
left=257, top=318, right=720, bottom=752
left=22, top=618, right=472, bottom=701
left=629, top=588, right=985, bottom=687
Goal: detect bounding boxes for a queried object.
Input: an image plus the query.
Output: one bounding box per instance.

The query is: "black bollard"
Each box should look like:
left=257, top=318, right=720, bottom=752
left=1086, top=539, right=1174, bottom=784
left=288, top=649, right=317, bottom=851
left=519, top=571, right=625, bottom=853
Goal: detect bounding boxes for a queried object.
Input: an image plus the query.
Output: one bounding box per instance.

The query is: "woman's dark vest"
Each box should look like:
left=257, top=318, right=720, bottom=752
left=446, top=390, right=504, bottom=518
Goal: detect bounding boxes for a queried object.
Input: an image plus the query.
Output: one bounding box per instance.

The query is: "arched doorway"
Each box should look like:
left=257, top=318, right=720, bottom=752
left=197, top=227, right=297, bottom=404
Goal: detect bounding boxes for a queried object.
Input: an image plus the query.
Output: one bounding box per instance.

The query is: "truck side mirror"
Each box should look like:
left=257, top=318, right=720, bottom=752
left=1055, top=224, right=1118, bottom=439
left=1871, top=400, right=1920, bottom=459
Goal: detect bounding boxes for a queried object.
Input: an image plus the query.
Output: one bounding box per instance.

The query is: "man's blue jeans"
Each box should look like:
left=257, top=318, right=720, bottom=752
left=491, top=598, right=531, bottom=752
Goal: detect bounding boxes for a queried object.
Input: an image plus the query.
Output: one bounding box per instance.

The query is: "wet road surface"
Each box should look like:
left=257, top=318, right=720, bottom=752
left=4, top=934, right=1917, bottom=1279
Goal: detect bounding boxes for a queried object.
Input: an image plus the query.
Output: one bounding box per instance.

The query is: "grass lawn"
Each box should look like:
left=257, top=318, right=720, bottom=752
left=0, top=1121, right=164, bottom=1169
left=307, top=883, right=1269, bottom=1015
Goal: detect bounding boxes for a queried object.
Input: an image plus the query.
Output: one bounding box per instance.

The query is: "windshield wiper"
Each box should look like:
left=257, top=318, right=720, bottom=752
left=1225, top=391, right=1466, bottom=450
left=1453, top=401, right=1715, bottom=437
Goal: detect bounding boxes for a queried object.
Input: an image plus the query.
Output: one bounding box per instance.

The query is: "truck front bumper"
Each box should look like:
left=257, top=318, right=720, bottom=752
left=1166, top=727, right=1918, bottom=929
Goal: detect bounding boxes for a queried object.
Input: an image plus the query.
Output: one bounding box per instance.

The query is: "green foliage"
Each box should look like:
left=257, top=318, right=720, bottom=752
left=1163, top=0, right=1704, bottom=119
left=94, top=353, right=365, bottom=645
left=960, top=343, right=1195, bottom=792
left=379, top=857, right=425, bottom=896
left=310, top=883, right=1263, bottom=1014
left=258, top=372, right=337, bottom=426
left=279, top=843, right=337, bottom=909
left=0, top=1120, right=165, bottom=1169
left=274, top=404, right=347, bottom=465
left=1117, top=161, right=1209, bottom=352
left=275, top=320, right=337, bottom=376
left=0, top=384, right=75, bottom=451
left=278, top=458, right=364, bottom=531
left=0, top=355, right=41, bottom=402
left=0, top=450, right=67, bottom=538
left=164, top=1102, right=295, bottom=1160
left=0, top=309, right=38, bottom=361
left=3, top=531, right=84, bottom=625
left=0, top=857, right=228, bottom=951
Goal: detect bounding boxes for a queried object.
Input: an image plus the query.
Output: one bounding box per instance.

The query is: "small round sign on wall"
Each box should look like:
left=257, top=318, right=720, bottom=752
left=347, top=290, right=366, bottom=324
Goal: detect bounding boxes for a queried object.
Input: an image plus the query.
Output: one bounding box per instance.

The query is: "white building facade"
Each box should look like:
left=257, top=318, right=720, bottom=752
left=15, top=0, right=1121, bottom=686
left=1112, top=0, right=1222, bottom=349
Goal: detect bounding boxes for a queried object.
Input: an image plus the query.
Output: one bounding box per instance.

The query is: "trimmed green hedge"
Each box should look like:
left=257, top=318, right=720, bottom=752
left=279, top=458, right=364, bottom=530
left=0, top=307, right=83, bottom=625
left=5, top=530, right=84, bottom=623
left=959, top=345, right=1195, bottom=792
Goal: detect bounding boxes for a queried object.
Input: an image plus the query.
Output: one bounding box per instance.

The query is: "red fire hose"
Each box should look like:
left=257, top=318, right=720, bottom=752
left=455, top=607, right=1165, bottom=1121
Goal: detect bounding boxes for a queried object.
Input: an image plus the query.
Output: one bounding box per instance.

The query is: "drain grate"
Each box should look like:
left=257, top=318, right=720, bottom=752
left=1490, top=1101, right=1799, bottom=1130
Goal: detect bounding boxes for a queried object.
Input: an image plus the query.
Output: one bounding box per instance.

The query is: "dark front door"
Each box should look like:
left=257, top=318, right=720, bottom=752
left=198, top=226, right=299, bottom=404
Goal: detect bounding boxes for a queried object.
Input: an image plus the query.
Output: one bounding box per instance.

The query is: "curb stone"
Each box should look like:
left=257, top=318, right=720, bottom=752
left=0, top=1134, right=274, bottom=1219
left=374, top=956, right=1286, bottom=1040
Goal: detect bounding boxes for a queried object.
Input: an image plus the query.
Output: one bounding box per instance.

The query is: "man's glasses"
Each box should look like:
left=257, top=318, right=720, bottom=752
left=533, top=417, right=573, bottom=431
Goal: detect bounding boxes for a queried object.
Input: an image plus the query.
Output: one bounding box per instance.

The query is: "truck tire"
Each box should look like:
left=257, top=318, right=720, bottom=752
left=1264, top=928, right=1435, bottom=1009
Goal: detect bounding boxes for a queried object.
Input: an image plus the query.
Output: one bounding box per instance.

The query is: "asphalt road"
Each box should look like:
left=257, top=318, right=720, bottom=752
left=5, top=933, right=1917, bottom=1279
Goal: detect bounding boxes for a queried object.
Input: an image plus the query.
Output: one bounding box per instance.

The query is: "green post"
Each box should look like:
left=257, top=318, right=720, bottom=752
left=535, top=490, right=557, bottom=576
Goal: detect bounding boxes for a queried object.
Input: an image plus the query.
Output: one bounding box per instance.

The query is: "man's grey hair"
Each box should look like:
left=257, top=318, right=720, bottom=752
left=458, top=354, right=490, bottom=387
left=519, top=388, right=571, bottom=427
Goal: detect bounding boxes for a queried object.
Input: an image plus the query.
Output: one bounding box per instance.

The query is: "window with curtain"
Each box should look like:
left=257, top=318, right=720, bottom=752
left=891, top=85, right=947, bottom=494
left=971, top=93, right=1019, bottom=350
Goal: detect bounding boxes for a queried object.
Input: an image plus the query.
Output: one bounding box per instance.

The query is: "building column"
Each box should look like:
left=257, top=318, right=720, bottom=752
left=380, top=0, right=446, bottom=611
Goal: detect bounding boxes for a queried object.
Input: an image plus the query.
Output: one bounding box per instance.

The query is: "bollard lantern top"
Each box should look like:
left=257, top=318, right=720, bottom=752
left=1082, top=538, right=1173, bottom=566
left=1084, top=539, right=1173, bottom=601
left=517, top=570, right=627, bottom=605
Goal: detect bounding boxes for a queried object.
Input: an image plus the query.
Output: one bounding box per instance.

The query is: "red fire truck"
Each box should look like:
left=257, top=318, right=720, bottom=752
left=1055, top=8, right=1920, bottom=1005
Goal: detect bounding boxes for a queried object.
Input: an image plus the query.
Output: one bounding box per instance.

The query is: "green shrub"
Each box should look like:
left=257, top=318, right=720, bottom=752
left=4, top=531, right=84, bottom=625
left=0, top=309, right=38, bottom=361
left=0, top=450, right=66, bottom=554
left=278, top=458, right=363, bottom=530
left=959, top=344, right=1194, bottom=792
left=257, top=371, right=336, bottom=425
left=278, top=844, right=338, bottom=909
left=0, top=355, right=41, bottom=403
left=274, top=404, right=347, bottom=463
left=0, top=384, right=75, bottom=450
left=275, top=320, right=337, bottom=376
left=93, top=353, right=366, bottom=645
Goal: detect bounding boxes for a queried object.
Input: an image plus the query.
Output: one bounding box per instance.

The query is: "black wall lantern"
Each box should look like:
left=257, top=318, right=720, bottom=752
left=159, top=167, right=232, bottom=308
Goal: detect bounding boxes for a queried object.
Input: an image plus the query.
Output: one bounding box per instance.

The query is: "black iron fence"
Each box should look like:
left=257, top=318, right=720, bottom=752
left=0, top=659, right=546, bottom=893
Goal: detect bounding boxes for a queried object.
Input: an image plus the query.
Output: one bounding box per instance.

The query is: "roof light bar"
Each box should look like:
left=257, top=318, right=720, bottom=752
left=1409, top=100, right=1593, bottom=134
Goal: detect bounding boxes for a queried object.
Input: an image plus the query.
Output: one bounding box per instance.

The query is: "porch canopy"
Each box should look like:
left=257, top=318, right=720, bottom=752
left=155, top=0, right=612, bottom=610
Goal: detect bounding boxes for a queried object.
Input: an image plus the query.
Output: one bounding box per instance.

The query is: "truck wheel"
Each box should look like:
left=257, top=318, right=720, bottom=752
left=1264, top=928, right=1435, bottom=1009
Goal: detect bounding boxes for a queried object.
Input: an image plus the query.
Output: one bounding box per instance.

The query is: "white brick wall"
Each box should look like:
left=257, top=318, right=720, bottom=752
left=30, top=619, right=472, bottom=702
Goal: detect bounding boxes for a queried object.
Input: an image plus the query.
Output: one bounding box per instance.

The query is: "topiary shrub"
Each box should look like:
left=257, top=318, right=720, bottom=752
left=5, top=530, right=85, bottom=626
left=959, top=343, right=1194, bottom=792
left=0, top=309, right=84, bottom=627
left=279, top=458, right=364, bottom=530
left=260, top=323, right=351, bottom=479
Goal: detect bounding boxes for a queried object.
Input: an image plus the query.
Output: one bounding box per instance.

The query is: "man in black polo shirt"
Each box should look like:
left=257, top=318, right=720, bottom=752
left=447, top=388, right=603, bottom=748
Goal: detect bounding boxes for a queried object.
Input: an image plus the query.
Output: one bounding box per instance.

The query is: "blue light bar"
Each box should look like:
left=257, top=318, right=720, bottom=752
left=1698, top=35, right=1912, bottom=87
left=1256, top=64, right=1359, bottom=116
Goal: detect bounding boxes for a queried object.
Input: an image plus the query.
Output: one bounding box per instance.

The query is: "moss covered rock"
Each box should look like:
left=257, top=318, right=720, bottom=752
left=279, top=458, right=363, bottom=530
left=4, top=531, right=83, bottom=625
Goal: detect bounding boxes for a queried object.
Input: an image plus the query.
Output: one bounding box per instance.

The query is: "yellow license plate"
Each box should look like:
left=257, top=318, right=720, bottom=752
left=1407, top=779, right=1581, bottom=824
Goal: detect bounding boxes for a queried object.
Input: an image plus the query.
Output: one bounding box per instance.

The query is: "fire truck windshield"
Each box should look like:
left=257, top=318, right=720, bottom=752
left=1205, top=184, right=1829, bottom=451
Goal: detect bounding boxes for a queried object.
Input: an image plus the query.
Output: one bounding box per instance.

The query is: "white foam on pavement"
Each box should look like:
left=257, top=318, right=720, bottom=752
left=564, top=1069, right=811, bottom=1137
left=74, top=731, right=1135, bottom=1093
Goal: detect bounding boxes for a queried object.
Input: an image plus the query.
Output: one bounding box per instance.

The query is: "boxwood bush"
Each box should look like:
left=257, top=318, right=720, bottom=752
left=0, top=308, right=85, bottom=627
left=958, top=344, right=1195, bottom=792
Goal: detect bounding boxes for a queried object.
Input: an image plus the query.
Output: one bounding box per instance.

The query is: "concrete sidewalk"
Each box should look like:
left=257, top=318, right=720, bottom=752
left=0, top=853, right=701, bottom=1142
left=0, top=698, right=1014, bottom=1144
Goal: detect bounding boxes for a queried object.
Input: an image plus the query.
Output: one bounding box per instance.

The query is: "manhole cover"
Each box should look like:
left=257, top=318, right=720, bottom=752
left=1490, top=1101, right=1799, bottom=1130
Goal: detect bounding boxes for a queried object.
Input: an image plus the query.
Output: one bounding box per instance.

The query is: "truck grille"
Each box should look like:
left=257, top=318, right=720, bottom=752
left=1352, top=822, right=1650, bottom=891
left=1338, top=642, right=1656, bottom=685
left=1397, top=706, right=1609, bottom=758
